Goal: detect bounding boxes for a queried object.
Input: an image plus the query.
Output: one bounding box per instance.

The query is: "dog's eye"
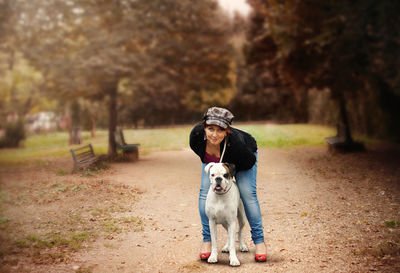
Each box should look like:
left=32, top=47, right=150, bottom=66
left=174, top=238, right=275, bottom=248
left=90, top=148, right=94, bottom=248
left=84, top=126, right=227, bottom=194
left=223, top=173, right=229, bottom=178
left=211, top=174, right=215, bottom=177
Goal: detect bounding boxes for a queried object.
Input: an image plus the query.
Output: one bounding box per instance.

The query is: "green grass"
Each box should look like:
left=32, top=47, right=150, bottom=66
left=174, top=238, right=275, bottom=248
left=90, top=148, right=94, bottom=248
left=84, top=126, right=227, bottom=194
left=384, top=220, right=400, bottom=228
left=19, top=231, right=93, bottom=252
left=0, top=123, right=339, bottom=165
left=238, top=123, right=336, bottom=147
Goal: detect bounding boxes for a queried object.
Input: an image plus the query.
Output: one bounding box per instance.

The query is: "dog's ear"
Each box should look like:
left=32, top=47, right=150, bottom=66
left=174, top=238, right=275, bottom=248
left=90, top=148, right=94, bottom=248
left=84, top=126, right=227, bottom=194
left=204, top=163, right=215, bottom=174
left=224, top=163, right=236, bottom=177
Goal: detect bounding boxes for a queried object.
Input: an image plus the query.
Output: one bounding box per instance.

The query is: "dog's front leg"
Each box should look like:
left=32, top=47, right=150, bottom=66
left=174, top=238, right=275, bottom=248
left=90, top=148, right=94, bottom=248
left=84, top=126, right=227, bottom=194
left=227, top=223, right=240, bottom=266
left=208, top=220, right=218, bottom=263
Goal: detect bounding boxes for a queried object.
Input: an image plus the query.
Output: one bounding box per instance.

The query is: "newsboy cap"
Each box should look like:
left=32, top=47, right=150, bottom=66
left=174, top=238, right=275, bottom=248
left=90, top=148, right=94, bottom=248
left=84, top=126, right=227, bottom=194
left=203, top=107, right=234, bottom=129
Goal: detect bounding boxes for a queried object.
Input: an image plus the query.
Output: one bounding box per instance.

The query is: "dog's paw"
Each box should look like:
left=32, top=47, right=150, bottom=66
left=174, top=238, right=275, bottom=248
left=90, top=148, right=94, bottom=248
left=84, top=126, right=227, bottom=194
left=207, top=253, right=218, bottom=263
left=221, top=244, right=229, bottom=253
left=229, top=256, right=240, bottom=267
left=239, top=244, right=249, bottom=252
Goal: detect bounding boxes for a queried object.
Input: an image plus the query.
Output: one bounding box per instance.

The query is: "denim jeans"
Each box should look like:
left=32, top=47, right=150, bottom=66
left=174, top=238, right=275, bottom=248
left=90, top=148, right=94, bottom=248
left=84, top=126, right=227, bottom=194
left=198, top=153, right=264, bottom=244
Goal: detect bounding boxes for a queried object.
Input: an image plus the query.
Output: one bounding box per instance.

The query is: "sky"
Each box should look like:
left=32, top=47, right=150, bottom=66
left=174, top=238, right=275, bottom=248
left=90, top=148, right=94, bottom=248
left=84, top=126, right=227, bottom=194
left=217, top=0, right=252, bottom=17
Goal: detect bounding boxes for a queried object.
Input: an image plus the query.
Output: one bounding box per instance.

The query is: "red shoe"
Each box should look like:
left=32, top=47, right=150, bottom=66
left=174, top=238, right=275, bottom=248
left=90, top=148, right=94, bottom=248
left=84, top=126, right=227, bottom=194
left=200, top=252, right=211, bottom=260
left=255, top=253, right=267, bottom=262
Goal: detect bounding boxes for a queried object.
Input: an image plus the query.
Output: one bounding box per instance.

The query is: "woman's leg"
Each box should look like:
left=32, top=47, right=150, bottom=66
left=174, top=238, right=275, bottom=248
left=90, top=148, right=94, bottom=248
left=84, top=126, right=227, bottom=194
left=199, top=163, right=211, bottom=242
left=235, top=153, right=265, bottom=245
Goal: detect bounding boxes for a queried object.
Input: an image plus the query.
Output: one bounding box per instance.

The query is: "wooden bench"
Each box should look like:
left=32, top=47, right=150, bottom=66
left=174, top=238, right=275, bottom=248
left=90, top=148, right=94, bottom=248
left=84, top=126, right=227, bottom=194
left=325, top=122, right=365, bottom=153
left=325, top=136, right=365, bottom=153
left=70, top=144, right=102, bottom=172
left=114, top=129, right=140, bottom=161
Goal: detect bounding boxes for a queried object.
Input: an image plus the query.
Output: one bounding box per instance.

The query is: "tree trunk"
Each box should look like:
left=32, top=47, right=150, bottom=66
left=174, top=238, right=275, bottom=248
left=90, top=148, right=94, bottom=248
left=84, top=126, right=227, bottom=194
left=69, top=127, right=82, bottom=145
left=325, top=92, right=365, bottom=152
left=295, top=88, right=309, bottom=123
left=91, top=115, right=96, bottom=138
left=338, top=93, right=353, bottom=143
left=108, top=86, right=118, bottom=156
left=68, top=101, right=82, bottom=145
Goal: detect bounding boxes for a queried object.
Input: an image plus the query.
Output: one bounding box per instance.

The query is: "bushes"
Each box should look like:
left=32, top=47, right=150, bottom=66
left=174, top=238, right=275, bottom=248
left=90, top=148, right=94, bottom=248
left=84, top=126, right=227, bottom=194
left=0, top=120, right=26, bottom=148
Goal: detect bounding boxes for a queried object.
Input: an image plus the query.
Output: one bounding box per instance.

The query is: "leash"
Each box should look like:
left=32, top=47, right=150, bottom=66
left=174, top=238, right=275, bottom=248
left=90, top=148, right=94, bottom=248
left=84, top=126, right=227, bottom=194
left=213, top=138, right=233, bottom=195
left=219, top=138, right=226, bottom=163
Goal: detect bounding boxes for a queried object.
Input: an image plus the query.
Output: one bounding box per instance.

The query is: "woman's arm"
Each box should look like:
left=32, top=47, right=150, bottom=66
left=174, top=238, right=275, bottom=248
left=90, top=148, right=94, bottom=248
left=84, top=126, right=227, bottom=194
left=189, top=123, right=204, bottom=156
left=228, top=130, right=256, bottom=171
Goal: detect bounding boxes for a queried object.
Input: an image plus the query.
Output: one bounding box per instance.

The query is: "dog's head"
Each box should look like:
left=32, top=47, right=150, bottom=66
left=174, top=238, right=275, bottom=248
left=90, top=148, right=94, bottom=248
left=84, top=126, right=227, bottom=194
left=204, top=163, right=236, bottom=193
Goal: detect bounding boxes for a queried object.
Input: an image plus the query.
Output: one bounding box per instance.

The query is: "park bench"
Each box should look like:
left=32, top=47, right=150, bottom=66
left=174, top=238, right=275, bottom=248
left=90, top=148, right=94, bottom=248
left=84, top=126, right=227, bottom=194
left=70, top=144, right=102, bottom=172
left=325, top=124, right=364, bottom=153
left=325, top=136, right=364, bottom=153
left=325, top=136, right=347, bottom=152
left=114, top=129, right=140, bottom=161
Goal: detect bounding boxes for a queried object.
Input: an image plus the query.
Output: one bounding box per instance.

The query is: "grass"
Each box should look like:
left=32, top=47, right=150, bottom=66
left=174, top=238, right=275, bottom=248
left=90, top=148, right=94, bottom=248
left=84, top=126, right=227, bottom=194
left=179, top=261, right=205, bottom=272
left=0, top=123, right=339, bottom=165
left=384, top=220, right=400, bottom=228
left=3, top=231, right=95, bottom=264
left=357, top=219, right=400, bottom=258
left=0, top=138, right=144, bottom=267
left=0, top=179, right=143, bottom=264
left=359, top=241, right=400, bottom=258
left=238, top=123, right=336, bottom=147
left=76, top=266, right=95, bottom=273
left=15, top=231, right=93, bottom=253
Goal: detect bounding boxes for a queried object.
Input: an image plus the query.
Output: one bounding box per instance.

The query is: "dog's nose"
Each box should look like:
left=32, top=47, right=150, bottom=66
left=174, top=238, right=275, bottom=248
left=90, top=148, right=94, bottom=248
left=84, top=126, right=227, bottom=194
left=215, top=177, right=222, bottom=184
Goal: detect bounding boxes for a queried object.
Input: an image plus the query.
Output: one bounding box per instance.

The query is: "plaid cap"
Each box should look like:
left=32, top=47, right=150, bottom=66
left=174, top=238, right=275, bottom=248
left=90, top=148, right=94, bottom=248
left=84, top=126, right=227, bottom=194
left=203, top=107, right=234, bottom=129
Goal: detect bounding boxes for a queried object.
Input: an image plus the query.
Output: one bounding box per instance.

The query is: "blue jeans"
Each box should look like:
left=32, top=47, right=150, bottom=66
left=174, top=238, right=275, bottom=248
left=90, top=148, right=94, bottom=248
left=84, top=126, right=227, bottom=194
left=198, top=153, right=264, bottom=244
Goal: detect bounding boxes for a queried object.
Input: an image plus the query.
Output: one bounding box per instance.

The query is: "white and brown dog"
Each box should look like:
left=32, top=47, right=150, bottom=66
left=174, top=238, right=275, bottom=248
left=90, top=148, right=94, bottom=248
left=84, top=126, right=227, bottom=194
left=204, top=162, right=248, bottom=266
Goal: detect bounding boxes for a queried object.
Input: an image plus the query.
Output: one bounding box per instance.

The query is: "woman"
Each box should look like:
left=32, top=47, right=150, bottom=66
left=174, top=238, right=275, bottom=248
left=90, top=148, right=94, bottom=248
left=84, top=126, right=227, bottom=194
left=189, top=106, right=267, bottom=262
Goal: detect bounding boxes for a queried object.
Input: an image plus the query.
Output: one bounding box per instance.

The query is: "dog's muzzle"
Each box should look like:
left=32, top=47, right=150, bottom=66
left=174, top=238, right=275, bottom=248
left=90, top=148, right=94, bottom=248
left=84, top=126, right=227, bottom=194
left=214, top=177, right=223, bottom=192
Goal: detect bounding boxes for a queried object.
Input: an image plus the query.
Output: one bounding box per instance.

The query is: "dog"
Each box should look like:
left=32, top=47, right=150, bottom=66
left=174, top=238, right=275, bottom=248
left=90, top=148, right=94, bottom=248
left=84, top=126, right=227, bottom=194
left=204, top=162, right=248, bottom=266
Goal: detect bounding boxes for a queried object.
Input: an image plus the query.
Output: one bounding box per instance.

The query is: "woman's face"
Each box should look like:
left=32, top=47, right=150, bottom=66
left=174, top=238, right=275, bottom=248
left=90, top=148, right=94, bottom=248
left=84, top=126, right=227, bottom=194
left=204, top=125, right=227, bottom=145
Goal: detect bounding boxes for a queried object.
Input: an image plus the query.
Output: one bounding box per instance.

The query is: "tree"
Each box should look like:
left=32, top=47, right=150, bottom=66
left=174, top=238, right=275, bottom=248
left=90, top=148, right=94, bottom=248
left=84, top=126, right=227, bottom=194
left=246, top=0, right=400, bottom=141
left=28, top=0, right=147, bottom=152
left=234, top=1, right=307, bottom=122
left=123, top=0, right=235, bottom=123
left=0, top=1, right=54, bottom=142
left=11, top=0, right=236, bottom=154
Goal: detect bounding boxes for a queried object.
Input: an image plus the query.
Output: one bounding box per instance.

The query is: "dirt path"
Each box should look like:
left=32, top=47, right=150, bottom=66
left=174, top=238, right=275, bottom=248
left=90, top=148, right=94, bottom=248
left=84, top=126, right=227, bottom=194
left=2, top=146, right=398, bottom=272
left=65, top=147, right=399, bottom=272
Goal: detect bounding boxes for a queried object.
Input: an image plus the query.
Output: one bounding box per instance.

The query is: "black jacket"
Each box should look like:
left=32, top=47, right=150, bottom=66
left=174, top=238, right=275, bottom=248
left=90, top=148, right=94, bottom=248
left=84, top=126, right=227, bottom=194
left=189, top=123, right=257, bottom=172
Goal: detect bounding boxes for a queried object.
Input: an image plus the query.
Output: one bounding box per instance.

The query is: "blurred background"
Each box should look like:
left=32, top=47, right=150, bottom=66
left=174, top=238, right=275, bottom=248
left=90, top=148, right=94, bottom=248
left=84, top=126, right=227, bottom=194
left=0, top=0, right=399, bottom=153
